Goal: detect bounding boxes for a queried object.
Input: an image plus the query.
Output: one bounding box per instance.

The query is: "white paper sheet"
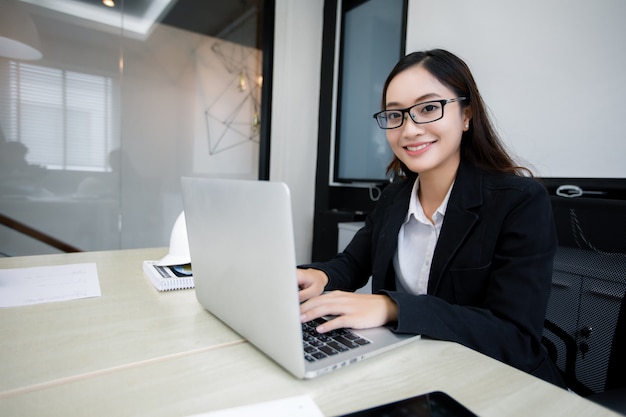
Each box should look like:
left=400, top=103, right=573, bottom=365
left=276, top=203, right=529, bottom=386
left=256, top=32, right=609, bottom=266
left=188, top=395, right=324, bottom=417
left=0, top=263, right=101, bottom=308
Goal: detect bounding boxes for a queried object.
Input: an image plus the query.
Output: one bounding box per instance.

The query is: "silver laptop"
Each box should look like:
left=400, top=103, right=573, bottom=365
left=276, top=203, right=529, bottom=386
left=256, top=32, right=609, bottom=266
left=181, top=177, right=420, bottom=379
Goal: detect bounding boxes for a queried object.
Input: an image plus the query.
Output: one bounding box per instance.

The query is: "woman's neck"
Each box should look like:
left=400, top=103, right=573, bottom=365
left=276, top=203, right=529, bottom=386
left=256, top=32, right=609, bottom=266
left=417, top=163, right=459, bottom=221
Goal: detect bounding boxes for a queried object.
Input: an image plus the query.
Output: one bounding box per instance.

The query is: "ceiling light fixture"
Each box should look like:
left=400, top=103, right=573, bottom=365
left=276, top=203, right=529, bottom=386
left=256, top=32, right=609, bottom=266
left=102, top=0, right=115, bottom=7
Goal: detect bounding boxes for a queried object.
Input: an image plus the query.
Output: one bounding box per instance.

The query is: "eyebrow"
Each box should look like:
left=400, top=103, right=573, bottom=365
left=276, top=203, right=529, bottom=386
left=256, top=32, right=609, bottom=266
left=386, top=93, right=441, bottom=109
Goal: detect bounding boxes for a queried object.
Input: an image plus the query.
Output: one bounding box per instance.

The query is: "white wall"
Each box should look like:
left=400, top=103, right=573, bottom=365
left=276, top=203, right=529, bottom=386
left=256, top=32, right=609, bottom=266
left=407, top=0, right=626, bottom=178
left=270, top=0, right=324, bottom=264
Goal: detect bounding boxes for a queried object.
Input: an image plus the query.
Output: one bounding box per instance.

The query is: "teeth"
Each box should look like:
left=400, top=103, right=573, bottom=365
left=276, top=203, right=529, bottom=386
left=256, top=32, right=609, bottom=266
left=406, top=143, right=430, bottom=151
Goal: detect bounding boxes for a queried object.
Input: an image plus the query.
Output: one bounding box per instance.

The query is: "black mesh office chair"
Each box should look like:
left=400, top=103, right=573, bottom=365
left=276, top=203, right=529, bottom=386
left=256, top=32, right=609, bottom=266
left=542, top=193, right=626, bottom=415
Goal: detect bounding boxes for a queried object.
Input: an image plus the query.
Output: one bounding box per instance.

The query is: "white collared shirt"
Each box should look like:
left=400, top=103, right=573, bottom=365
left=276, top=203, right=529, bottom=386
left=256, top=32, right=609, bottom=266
left=393, top=179, right=453, bottom=295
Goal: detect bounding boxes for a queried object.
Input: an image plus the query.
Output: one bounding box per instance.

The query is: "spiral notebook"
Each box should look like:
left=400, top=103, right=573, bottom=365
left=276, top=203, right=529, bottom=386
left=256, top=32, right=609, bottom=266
left=143, top=260, right=194, bottom=291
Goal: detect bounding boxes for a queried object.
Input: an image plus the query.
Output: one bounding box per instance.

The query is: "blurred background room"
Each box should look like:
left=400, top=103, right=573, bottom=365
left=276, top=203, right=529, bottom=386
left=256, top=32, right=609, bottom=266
left=0, top=0, right=270, bottom=256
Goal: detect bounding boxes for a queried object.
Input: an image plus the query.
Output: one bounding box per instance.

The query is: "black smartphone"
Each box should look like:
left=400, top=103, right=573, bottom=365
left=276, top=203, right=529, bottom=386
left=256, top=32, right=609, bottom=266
left=339, top=391, right=479, bottom=417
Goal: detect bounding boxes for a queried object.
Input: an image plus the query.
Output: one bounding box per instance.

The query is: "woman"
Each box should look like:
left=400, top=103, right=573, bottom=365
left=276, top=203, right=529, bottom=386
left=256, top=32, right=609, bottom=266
left=298, top=49, right=565, bottom=387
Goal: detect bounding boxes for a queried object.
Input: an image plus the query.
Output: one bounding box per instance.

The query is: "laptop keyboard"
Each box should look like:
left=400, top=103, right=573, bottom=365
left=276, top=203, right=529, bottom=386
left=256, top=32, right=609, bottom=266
left=302, top=317, right=371, bottom=362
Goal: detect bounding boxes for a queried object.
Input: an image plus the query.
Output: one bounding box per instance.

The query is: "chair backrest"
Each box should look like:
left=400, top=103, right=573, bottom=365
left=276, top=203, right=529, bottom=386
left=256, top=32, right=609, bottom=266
left=542, top=194, right=626, bottom=396
left=605, top=294, right=626, bottom=391
left=543, top=248, right=626, bottom=395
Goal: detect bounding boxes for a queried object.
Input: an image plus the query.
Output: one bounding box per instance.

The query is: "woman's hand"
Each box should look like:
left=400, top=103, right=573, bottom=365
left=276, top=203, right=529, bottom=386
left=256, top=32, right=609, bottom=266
left=297, top=268, right=329, bottom=303
left=300, top=291, right=398, bottom=333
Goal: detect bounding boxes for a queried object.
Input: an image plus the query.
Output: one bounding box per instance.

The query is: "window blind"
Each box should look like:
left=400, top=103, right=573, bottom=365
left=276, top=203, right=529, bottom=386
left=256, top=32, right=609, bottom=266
left=2, top=61, right=113, bottom=172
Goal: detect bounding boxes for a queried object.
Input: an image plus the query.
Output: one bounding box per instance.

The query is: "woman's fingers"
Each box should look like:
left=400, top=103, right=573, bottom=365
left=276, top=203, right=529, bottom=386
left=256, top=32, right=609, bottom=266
left=300, top=291, right=397, bottom=332
left=296, top=268, right=328, bottom=302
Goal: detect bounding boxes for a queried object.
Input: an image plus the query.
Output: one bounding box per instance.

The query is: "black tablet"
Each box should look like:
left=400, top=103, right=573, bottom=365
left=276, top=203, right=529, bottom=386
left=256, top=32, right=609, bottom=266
left=340, top=391, right=478, bottom=417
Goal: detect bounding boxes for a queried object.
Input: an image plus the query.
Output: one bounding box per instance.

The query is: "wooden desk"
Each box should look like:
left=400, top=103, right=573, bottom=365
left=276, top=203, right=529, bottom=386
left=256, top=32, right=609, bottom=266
left=0, top=248, right=243, bottom=394
left=0, top=249, right=621, bottom=417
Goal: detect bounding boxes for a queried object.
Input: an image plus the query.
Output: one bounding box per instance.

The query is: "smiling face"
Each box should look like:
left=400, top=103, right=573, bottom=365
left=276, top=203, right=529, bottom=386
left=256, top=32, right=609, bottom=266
left=384, top=64, right=471, bottom=181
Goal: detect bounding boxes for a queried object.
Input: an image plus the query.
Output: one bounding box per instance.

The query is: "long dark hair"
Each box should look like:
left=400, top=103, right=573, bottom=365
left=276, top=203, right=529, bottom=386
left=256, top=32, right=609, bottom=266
left=383, top=49, right=531, bottom=177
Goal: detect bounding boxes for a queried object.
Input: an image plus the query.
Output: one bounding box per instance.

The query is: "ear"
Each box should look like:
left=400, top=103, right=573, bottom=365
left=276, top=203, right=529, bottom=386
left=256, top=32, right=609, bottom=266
left=463, top=106, right=472, bottom=131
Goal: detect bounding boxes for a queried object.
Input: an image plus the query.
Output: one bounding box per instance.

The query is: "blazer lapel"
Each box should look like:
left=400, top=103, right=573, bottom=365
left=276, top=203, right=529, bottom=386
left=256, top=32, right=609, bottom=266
left=427, top=162, right=483, bottom=294
left=376, top=178, right=414, bottom=290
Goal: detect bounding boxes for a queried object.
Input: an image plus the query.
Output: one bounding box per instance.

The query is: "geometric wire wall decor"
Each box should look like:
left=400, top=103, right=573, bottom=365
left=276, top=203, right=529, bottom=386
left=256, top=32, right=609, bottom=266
left=202, top=41, right=262, bottom=155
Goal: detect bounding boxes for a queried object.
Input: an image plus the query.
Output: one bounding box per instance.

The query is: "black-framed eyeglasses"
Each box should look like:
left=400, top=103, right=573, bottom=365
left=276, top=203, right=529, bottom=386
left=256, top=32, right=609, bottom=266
left=373, top=97, right=467, bottom=130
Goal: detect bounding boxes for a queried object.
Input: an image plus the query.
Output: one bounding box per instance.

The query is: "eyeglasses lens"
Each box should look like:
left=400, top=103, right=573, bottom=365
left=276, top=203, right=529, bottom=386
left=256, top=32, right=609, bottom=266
left=376, top=101, right=444, bottom=129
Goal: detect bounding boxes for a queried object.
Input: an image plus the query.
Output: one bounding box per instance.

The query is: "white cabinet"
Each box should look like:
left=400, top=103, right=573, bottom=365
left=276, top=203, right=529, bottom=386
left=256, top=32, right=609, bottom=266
left=337, top=222, right=364, bottom=252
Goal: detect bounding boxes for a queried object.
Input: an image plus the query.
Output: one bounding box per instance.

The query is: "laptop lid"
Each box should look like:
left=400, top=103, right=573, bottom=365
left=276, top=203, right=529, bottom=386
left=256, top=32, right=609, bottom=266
left=182, top=177, right=306, bottom=377
left=181, top=177, right=419, bottom=379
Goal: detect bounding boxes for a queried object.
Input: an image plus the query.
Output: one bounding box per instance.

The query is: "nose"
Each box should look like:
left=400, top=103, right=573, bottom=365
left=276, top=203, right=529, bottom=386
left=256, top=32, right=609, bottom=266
left=401, top=113, right=426, bottom=135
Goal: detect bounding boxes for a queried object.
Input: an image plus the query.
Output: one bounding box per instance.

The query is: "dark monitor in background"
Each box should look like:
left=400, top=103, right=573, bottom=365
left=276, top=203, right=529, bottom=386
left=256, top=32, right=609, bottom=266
left=332, top=0, right=405, bottom=185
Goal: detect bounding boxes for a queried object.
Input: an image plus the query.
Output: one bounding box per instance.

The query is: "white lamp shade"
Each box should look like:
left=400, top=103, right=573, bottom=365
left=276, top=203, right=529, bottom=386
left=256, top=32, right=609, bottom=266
left=0, top=0, right=42, bottom=60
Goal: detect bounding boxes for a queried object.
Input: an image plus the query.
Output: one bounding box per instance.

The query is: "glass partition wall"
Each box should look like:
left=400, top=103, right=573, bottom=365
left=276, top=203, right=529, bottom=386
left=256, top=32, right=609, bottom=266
left=0, top=0, right=269, bottom=256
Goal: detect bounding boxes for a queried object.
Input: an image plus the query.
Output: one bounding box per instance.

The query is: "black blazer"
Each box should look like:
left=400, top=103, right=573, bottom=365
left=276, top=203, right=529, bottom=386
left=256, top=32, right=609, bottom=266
left=305, top=160, right=565, bottom=387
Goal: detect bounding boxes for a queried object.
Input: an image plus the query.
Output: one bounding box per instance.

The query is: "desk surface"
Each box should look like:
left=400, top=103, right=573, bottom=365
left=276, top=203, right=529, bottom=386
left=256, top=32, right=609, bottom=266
left=0, top=249, right=621, bottom=417
left=0, top=248, right=243, bottom=393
